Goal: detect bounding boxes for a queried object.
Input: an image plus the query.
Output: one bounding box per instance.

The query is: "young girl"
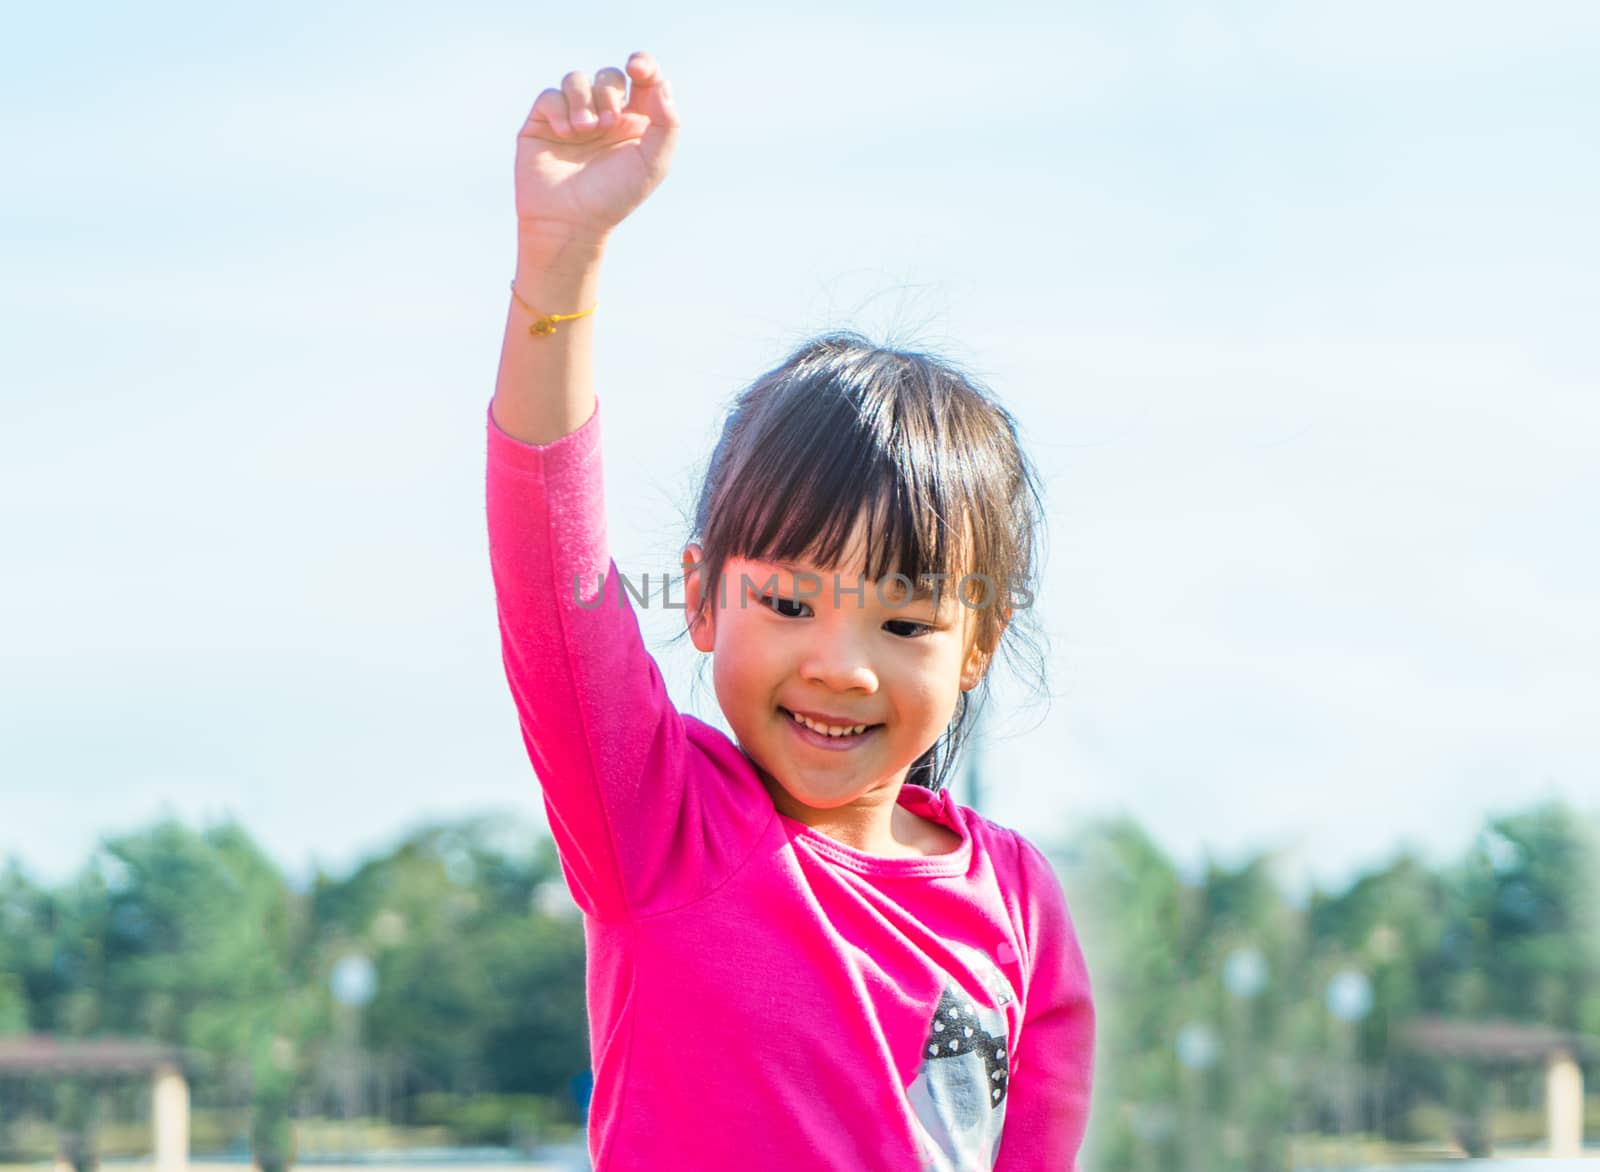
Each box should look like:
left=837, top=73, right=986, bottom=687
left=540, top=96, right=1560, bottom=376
left=485, top=51, right=1095, bottom=1172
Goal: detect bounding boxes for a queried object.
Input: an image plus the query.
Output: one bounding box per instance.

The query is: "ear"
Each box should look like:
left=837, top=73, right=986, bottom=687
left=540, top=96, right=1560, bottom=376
left=959, top=642, right=988, bottom=692
left=682, top=543, right=715, bottom=653
left=959, top=606, right=1011, bottom=692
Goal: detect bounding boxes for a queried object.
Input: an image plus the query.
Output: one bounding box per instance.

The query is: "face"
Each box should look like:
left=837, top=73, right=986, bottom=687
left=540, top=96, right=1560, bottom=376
left=682, top=520, right=993, bottom=814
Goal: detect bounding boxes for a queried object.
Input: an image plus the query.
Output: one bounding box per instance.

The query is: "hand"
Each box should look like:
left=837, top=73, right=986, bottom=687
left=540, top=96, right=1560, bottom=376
left=515, top=51, right=680, bottom=250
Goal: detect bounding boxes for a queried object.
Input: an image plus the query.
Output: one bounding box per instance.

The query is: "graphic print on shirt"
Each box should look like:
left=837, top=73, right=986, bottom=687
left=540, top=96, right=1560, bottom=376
left=906, top=943, right=1017, bottom=1172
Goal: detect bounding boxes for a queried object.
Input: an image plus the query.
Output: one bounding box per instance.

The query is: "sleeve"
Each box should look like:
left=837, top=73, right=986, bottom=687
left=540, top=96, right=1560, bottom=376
left=484, top=395, right=771, bottom=922
left=995, top=834, right=1097, bottom=1172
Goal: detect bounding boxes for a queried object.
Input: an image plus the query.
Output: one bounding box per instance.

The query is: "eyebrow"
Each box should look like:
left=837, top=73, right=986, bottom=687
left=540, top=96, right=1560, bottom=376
left=756, top=560, right=947, bottom=602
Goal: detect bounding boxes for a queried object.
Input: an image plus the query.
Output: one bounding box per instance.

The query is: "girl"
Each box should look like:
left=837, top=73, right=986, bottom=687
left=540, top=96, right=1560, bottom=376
left=485, top=51, right=1095, bottom=1172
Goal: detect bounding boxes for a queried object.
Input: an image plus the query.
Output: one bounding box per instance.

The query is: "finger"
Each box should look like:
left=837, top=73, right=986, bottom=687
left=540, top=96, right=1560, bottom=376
left=622, top=50, right=676, bottom=124
left=592, top=66, right=627, bottom=127
left=561, top=69, right=598, bottom=130
left=527, top=87, right=572, bottom=137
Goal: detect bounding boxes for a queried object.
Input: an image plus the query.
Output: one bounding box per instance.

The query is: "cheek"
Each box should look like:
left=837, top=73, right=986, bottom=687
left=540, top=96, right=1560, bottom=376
left=708, top=649, right=751, bottom=740
left=910, top=647, right=970, bottom=722
left=916, top=680, right=963, bottom=730
left=709, top=611, right=775, bottom=697
left=875, top=651, right=943, bottom=722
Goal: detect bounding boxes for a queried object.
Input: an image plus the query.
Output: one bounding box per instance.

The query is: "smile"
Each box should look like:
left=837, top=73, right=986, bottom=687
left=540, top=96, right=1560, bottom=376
left=781, top=707, right=882, bottom=748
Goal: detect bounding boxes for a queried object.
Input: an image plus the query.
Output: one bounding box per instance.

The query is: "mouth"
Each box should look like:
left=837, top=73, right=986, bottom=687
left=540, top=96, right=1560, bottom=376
left=780, top=707, right=883, bottom=749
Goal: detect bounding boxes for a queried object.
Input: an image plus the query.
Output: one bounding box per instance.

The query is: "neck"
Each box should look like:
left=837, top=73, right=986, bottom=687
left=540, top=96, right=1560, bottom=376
left=756, top=765, right=929, bottom=855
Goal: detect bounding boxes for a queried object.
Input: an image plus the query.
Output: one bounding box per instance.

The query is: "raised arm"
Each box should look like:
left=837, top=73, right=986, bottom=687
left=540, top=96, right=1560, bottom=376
left=486, top=57, right=771, bottom=922
left=491, top=51, right=679, bottom=446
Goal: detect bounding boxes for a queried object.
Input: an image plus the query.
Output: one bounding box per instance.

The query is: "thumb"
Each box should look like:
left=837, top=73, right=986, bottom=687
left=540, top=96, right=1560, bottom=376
left=623, top=53, right=680, bottom=128
left=634, top=77, right=681, bottom=175
left=654, top=79, right=679, bottom=121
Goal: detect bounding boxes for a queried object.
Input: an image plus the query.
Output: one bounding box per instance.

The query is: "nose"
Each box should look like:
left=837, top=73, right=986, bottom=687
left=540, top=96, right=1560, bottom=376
left=798, top=620, right=878, bottom=694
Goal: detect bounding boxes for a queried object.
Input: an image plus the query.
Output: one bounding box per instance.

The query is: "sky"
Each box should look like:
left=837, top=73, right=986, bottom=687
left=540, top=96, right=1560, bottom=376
left=3, top=0, right=1597, bottom=901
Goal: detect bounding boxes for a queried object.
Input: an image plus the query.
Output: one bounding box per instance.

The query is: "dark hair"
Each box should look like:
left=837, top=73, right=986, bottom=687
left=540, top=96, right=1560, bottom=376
left=678, top=329, right=1048, bottom=794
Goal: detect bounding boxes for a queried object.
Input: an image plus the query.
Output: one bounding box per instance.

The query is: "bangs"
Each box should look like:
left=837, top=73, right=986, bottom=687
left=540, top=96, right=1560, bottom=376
left=706, top=368, right=973, bottom=588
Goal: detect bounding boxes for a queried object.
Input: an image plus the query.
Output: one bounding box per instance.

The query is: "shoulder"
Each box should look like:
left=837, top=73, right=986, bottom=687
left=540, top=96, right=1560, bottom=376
left=945, top=800, right=1059, bottom=889
left=989, top=823, right=1082, bottom=978
left=1007, top=829, right=1071, bottom=927
left=942, top=803, right=1074, bottom=937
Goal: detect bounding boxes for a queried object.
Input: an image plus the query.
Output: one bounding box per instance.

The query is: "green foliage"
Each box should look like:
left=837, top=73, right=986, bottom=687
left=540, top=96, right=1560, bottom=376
left=0, top=971, right=27, bottom=1036
left=0, top=814, right=589, bottom=1162
left=53, top=1079, right=101, bottom=1172
left=306, top=821, right=587, bottom=1103
left=250, top=1069, right=295, bottom=1172
left=411, top=1092, right=565, bottom=1145
left=95, top=821, right=294, bottom=1070
left=1053, top=801, right=1600, bottom=1171
left=3, top=802, right=1596, bottom=1172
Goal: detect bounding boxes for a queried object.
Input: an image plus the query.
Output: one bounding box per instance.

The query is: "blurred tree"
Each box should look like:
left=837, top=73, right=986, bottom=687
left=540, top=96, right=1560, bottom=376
left=90, top=820, right=295, bottom=1099
left=3, top=801, right=1592, bottom=1169
left=1055, top=817, right=1186, bottom=1172
left=1472, top=804, right=1600, bottom=1030
left=1431, top=802, right=1600, bottom=1152
left=0, top=973, right=26, bottom=1037
left=249, top=1036, right=297, bottom=1172
left=1307, top=851, right=1453, bottom=1138
left=54, top=1077, right=99, bottom=1172
left=0, top=860, right=44, bottom=1035
left=307, top=820, right=586, bottom=1109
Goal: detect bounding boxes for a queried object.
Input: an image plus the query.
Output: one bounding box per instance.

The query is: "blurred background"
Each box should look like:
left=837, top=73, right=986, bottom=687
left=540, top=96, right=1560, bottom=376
left=3, top=0, right=1597, bottom=1168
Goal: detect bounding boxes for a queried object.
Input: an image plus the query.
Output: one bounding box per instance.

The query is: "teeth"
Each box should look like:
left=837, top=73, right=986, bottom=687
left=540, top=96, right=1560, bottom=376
left=790, top=711, right=869, bottom=737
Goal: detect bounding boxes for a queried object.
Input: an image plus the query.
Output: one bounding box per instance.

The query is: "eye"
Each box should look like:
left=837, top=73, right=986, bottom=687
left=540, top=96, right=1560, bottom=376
left=759, top=593, right=810, bottom=618
left=885, top=620, right=933, bottom=638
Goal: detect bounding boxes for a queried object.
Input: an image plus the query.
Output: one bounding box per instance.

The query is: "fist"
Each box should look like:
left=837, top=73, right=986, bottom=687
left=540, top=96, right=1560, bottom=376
left=515, top=50, right=681, bottom=246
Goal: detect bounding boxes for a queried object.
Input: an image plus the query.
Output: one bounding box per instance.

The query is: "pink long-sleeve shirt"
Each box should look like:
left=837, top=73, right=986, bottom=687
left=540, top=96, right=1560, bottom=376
left=484, top=395, right=1095, bottom=1171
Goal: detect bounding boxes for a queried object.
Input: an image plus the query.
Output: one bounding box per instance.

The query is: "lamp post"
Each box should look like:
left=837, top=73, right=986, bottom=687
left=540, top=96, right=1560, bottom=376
left=330, top=953, right=378, bottom=1155
left=1176, top=1021, right=1220, bottom=1172
left=1325, top=968, right=1372, bottom=1170
left=1223, top=945, right=1269, bottom=1166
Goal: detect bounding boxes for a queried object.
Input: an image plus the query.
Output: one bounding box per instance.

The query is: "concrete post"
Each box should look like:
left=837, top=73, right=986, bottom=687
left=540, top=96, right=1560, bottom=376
left=152, top=1062, right=189, bottom=1172
left=1545, top=1046, right=1582, bottom=1158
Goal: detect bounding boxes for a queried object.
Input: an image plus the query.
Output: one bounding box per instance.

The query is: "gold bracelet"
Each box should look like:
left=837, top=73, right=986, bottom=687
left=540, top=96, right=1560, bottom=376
left=509, top=280, right=597, bottom=337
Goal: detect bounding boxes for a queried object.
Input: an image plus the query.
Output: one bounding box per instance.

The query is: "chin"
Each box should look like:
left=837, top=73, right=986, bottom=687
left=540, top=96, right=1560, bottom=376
left=757, top=766, right=858, bottom=809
